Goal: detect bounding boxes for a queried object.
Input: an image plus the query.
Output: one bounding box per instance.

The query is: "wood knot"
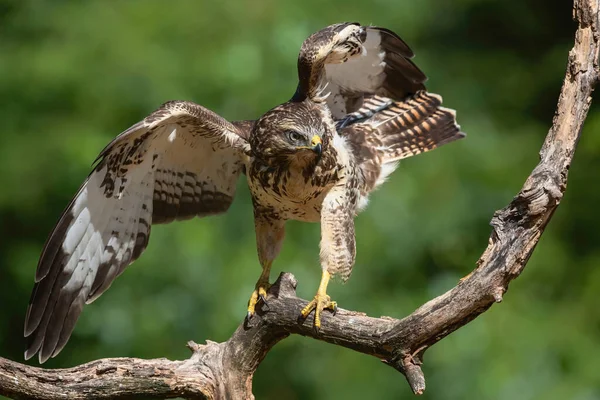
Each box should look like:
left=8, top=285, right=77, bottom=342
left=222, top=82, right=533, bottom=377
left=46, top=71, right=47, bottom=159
left=186, top=341, right=200, bottom=353
left=492, top=287, right=504, bottom=303
left=516, top=171, right=563, bottom=217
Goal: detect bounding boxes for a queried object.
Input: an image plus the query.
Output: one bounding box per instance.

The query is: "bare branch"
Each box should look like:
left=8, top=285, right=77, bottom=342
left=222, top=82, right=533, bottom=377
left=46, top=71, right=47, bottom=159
left=1, top=0, right=598, bottom=398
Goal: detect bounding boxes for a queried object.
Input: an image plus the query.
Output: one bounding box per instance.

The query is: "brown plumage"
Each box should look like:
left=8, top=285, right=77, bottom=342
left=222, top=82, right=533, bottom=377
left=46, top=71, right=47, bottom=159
left=340, top=92, right=464, bottom=195
left=24, top=23, right=464, bottom=363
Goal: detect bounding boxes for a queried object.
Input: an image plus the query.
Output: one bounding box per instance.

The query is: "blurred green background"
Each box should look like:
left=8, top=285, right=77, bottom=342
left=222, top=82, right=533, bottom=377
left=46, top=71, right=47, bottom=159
left=1, top=0, right=599, bottom=399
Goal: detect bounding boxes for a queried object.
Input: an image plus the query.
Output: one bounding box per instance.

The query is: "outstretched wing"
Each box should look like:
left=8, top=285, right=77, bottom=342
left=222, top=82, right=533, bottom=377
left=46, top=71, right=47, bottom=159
left=294, top=22, right=427, bottom=118
left=339, top=92, right=465, bottom=194
left=24, top=101, right=251, bottom=363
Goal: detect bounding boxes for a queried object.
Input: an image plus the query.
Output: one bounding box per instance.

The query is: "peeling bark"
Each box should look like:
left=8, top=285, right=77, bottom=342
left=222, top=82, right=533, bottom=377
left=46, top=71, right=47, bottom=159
left=1, top=0, right=598, bottom=398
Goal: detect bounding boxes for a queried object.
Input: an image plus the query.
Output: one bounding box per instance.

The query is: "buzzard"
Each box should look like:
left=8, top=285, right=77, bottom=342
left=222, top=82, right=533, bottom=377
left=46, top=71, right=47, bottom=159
left=24, top=22, right=465, bottom=363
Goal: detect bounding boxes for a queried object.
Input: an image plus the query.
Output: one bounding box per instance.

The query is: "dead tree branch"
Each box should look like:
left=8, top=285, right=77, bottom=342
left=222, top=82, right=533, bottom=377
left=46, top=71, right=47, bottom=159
left=1, top=0, right=598, bottom=398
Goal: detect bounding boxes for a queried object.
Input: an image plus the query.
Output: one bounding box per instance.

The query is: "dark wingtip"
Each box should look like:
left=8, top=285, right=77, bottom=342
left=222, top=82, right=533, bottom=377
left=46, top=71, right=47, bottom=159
left=24, top=317, right=36, bottom=338
left=39, top=350, right=51, bottom=364
left=432, top=120, right=467, bottom=148
left=24, top=283, right=44, bottom=337
left=24, top=330, right=43, bottom=363
left=39, top=339, right=55, bottom=364
left=23, top=349, right=34, bottom=361
left=368, top=26, right=416, bottom=58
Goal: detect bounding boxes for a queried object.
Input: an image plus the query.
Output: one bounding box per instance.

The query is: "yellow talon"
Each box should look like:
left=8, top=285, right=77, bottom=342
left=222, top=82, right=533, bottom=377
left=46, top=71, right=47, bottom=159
left=300, top=270, right=337, bottom=331
left=247, top=280, right=271, bottom=320
left=300, top=295, right=337, bottom=330
left=246, top=261, right=273, bottom=320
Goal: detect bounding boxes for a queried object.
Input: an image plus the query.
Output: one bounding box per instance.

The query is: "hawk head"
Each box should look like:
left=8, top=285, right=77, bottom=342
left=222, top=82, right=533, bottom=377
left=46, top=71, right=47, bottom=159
left=300, top=23, right=366, bottom=65
left=250, top=100, right=332, bottom=169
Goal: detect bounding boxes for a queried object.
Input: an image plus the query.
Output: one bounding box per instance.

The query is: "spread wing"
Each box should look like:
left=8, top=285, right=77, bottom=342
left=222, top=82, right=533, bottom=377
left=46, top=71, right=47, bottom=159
left=294, top=22, right=427, bottom=118
left=339, top=92, right=465, bottom=194
left=24, top=101, right=252, bottom=363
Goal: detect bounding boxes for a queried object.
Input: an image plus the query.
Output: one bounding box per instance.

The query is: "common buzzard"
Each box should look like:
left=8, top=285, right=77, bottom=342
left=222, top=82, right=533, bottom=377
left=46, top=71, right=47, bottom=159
left=24, top=22, right=464, bottom=363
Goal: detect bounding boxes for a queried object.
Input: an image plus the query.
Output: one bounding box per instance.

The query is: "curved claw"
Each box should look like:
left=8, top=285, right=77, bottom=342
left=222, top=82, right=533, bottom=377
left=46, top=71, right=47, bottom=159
left=300, top=294, right=337, bottom=332
left=247, top=282, right=271, bottom=318
left=259, top=292, right=270, bottom=309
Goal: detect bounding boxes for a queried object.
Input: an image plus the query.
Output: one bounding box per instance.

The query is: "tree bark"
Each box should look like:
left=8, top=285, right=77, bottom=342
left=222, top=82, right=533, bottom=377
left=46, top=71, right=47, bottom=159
left=1, top=0, right=598, bottom=398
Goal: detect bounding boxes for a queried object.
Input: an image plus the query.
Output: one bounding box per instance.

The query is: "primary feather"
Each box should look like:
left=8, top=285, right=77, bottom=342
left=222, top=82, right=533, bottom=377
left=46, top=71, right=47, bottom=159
left=24, top=101, right=251, bottom=363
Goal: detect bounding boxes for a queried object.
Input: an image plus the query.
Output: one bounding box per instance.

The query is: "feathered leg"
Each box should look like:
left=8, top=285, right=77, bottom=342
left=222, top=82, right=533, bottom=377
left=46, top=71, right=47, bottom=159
left=247, top=217, right=285, bottom=320
left=301, top=176, right=358, bottom=331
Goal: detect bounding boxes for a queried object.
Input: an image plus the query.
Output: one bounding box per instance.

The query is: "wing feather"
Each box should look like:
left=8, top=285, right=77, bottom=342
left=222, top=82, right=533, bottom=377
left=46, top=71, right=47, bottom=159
left=295, top=23, right=426, bottom=118
left=339, top=92, right=465, bottom=194
left=25, top=101, right=252, bottom=363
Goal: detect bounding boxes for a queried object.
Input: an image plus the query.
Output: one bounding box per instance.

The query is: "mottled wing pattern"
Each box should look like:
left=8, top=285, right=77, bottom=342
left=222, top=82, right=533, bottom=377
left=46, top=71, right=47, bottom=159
left=295, top=23, right=426, bottom=118
left=339, top=92, right=465, bottom=193
left=24, top=101, right=251, bottom=363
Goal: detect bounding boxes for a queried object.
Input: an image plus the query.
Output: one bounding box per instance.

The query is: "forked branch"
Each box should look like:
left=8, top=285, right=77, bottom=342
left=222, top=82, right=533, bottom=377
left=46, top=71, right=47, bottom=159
left=1, top=0, right=598, bottom=398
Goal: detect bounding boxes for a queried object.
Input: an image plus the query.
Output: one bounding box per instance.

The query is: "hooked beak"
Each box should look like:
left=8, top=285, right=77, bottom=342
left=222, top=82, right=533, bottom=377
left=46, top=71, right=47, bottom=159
left=310, top=135, right=322, bottom=156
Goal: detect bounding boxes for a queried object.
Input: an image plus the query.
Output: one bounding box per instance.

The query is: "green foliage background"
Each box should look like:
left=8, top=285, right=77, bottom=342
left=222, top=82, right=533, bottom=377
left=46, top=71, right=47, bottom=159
left=1, top=1, right=599, bottom=399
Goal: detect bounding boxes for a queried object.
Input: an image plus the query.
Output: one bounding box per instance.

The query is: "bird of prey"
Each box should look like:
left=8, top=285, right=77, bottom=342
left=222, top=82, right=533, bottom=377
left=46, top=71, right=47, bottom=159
left=24, top=22, right=465, bottom=363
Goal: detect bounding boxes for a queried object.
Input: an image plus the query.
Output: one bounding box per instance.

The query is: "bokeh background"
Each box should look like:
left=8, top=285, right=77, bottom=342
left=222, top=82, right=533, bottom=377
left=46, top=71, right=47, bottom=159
left=1, top=0, right=599, bottom=399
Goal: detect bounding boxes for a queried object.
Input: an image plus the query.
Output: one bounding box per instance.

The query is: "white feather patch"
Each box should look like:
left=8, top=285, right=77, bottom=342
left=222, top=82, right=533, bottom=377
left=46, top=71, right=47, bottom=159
left=324, top=29, right=385, bottom=94
left=168, top=128, right=177, bottom=143
left=376, top=161, right=399, bottom=187
left=331, top=133, right=353, bottom=166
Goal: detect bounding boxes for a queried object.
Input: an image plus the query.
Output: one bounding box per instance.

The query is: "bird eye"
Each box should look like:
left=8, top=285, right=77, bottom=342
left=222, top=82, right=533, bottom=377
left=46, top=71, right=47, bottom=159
left=286, top=130, right=304, bottom=143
